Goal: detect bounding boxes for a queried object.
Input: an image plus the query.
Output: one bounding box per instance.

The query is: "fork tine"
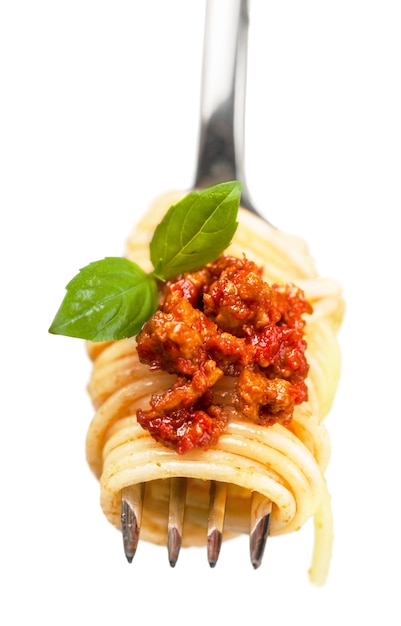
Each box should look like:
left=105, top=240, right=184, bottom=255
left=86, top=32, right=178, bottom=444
left=249, top=492, right=272, bottom=569
left=207, top=481, right=228, bottom=567
left=167, top=477, right=187, bottom=567
left=121, top=484, right=145, bottom=563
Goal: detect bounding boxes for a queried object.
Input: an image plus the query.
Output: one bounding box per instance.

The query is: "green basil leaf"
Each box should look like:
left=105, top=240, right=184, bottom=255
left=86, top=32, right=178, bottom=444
left=48, top=257, right=158, bottom=341
left=150, top=181, right=241, bottom=280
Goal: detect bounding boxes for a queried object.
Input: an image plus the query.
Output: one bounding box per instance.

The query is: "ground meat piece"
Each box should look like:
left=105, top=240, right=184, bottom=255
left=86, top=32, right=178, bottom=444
left=137, top=295, right=218, bottom=376
left=139, top=364, right=223, bottom=417
left=271, top=283, right=313, bottom=329
left=234, top=365, right=295, bottom=426
left=137, top=404, right=228, bottom=454
left=161, top=266, right=213, bottom=309
left=203, top=256, right=279, bottom=335
left=253, top=326, right=309, bottom=395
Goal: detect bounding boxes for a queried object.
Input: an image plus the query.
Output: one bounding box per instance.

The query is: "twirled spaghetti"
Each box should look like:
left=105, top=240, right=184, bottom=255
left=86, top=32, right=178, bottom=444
left=85, top=191, right=344, bottom=584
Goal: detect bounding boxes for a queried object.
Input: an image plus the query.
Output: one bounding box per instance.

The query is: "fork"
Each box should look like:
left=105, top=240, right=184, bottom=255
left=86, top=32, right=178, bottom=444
left=121, top=0, right=272, bottom=568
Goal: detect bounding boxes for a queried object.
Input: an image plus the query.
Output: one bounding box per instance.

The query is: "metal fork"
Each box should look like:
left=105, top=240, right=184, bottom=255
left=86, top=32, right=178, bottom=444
left=122, top=0, right=272, bottom=568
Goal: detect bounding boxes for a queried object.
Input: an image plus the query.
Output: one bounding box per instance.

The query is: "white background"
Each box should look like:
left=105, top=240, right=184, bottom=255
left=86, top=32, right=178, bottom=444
left=1, top=1, right=400, bottom=624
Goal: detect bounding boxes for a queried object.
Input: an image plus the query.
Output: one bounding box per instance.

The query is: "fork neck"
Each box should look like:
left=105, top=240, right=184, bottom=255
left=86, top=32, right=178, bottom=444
left=194, top=0, right=252, bottom=207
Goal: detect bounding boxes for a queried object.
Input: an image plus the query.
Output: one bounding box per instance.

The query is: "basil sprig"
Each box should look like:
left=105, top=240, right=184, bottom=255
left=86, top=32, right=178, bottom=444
left=49, top=181, right=241, bottom=341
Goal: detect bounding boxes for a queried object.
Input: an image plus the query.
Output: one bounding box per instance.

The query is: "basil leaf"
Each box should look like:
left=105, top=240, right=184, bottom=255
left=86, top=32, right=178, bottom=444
left=48, top=257, right=158, bottom=341
left=150, top=181, right=241, bottom=280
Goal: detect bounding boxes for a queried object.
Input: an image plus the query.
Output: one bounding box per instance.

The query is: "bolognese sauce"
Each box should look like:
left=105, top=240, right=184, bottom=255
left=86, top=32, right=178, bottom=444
left=136, top=254, right=312, bottom=454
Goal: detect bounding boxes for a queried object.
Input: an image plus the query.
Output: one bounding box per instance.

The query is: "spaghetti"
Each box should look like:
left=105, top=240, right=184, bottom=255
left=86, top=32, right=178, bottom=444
left=85, top=191, right=344, bottom=584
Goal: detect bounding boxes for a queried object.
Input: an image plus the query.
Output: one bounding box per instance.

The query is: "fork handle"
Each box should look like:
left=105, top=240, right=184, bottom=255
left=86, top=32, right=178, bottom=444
left=194, top=0, right=252, bottom=207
